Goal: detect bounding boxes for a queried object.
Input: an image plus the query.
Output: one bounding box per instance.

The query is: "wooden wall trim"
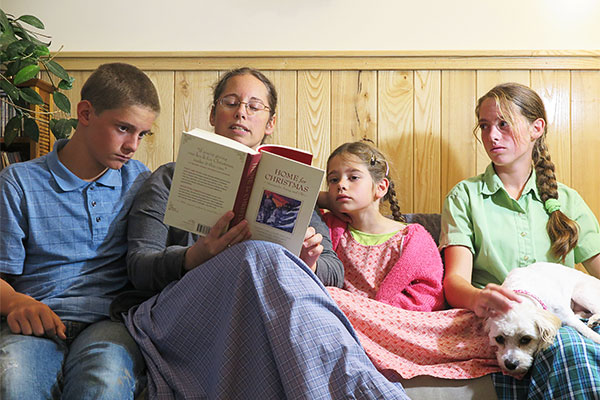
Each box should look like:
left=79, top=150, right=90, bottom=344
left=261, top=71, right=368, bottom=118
left=54, top=51, right=600, bottom=71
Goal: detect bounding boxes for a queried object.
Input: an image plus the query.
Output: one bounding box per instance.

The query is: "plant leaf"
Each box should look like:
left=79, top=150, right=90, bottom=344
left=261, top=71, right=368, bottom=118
left=69, top=118, right=79, bottom=130
left=17, top=15, right=45, bottom=30
left=23, top=116, right=39, bottom=141
left=58, top=76, right=75, bottom=90
left=4, top=115, right=22, bottom=146
left=14, top=64, right=40, bottom=85
left=50, top=118, right=73, bottom=139
left=44, top=60, right=69, bottom=81
left=33, top=44, right=50, bottom=57
left=0, top=79, right=20, bottom=100
left=0, top=31, right=17, bottom=50
left=0, top=9, right=14, bottom=35
left=53, top=91, right=71, bottom=113
left=19, top=87, right=44, bottom=105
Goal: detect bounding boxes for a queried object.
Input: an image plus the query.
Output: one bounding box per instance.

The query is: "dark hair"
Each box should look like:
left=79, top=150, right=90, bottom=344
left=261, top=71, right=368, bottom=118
left=81, top=63, right=160, bottom=115
left=211, top=67, right=277, bottom=119
left=475, top=82, right=578, bottom=262
left=327, top=140, right=404, bottom=222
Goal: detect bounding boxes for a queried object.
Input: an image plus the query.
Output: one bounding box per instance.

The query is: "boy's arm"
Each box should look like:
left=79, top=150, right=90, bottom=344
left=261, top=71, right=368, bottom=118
left=1, top=278, right=66, bottom=339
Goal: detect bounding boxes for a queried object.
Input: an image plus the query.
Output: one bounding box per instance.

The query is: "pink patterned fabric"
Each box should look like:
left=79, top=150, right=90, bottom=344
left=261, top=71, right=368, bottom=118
left=322, top=212, right=499, bottom=379
left=327, top=289, right=500, bottom=379
left=323, top=212, right=445, bottom=311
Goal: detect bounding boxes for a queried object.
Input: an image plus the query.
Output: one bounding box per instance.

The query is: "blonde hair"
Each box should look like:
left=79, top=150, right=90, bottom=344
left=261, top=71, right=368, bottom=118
left=327, top=140, right=405, bottom=222
left=475, top=83, right=578, bottom=262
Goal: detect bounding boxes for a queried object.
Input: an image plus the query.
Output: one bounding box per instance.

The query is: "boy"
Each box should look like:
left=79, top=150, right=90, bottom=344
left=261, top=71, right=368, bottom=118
left=0, top=63, right=160, bottom=399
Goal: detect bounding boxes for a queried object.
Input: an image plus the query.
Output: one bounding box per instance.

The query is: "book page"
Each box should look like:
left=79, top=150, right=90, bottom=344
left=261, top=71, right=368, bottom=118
left=164, top=130, right=249, bottom=236
left=245, top=151, right=324, bottom=256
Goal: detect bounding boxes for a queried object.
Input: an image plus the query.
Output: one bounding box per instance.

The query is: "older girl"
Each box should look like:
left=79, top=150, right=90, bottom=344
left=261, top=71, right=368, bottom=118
left=441, top=82, right=600, bottom=398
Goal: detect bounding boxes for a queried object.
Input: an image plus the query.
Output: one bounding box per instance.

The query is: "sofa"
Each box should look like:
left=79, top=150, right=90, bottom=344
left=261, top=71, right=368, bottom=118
left=399, top=213, right=497, bottom=399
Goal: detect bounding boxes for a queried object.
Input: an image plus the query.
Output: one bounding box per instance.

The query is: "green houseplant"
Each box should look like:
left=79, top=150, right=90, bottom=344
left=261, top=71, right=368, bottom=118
left=0, top=9, right=76, bottom=146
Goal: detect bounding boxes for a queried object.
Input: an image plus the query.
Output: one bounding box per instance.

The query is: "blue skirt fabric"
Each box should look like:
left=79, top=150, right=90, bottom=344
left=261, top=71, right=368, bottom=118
left=124, top=240, right=408, bottom=400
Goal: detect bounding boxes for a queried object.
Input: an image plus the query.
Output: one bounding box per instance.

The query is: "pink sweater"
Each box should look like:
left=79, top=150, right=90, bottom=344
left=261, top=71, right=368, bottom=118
left=323, top=212, right=446, bottom=311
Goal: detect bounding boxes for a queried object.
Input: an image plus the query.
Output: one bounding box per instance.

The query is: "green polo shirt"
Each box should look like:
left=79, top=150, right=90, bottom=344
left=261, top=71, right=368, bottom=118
left=440, top=163, right=600, bottom=288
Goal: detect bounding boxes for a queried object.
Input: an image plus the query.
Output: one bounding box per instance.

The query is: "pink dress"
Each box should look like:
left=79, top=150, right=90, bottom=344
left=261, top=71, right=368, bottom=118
left=323, top=213, right=500, bottom=379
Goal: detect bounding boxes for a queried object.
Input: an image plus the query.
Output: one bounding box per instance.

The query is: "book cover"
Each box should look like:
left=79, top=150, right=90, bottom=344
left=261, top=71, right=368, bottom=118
left=164, top=128, right=324, bottom=256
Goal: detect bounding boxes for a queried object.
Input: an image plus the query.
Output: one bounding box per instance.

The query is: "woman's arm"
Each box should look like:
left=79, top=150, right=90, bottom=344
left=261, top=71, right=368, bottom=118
left=582, top=253, right=600, bottom=279
left=444, top=245, right=520, bottom=317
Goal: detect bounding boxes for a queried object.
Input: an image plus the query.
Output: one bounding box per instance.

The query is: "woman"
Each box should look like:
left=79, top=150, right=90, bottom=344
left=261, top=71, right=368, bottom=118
left=118, top=68, right=409, bottom=399
left=441, top=82, right=600, bottom=399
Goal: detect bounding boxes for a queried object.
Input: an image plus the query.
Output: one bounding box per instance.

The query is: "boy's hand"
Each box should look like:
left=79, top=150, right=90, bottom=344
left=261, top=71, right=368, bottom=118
left=299, top=227, right=323, bottom=272
left=5, top=293, right=66, bottom=340
left=183, top=211, right=251, bottom=271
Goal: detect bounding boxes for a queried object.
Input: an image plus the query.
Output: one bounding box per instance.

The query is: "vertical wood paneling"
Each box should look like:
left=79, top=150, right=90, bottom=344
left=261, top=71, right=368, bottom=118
left=530, top=71, right=571, bottom=185
left=262, top=71, right=297, bottom=146
left=173, top=71, right=218, bottom=159
left=134, top=71, right=174, bottom=171
left=441, top=70, right=477, bottom=198
left=413, top=71, right=441, bottom=212
left=571, top=71, right=600, bottom=219
left=378, top=71, right=414, bottom=213
left=61, top=71, right=92, bottom=116
left=297, top=71, right=330, bottom=172
left=331, top=71, right=377, bottom=150
left=475, top=71, right=530, bottom=174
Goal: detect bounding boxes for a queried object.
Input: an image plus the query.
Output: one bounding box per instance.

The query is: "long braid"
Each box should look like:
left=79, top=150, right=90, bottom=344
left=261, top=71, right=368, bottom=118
left=533, top=138, right=579, bottom=261
left=479, top=82, right=579, bottom=262
left=385, top=179, right=406, bottom=222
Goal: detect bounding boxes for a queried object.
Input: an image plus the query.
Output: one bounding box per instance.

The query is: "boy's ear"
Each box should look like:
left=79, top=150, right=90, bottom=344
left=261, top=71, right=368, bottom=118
left=374, top=178, right=389, bottom=200
left=264, top=114, right=276, bottom=137
left=77, top=100, right=94, bottom=126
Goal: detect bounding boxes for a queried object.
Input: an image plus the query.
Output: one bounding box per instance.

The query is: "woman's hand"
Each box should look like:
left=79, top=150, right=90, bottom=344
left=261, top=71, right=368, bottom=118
left=299, top=226, right=323, bottom=272
left=472, top=283, right=522, bottom=318
left=183, top=211, right=251, bottom=271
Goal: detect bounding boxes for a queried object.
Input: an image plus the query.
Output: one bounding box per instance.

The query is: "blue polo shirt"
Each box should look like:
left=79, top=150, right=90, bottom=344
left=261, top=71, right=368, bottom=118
left=440, top=163, right=600, bottom=288
left=0, top=140, right=150, bottom=323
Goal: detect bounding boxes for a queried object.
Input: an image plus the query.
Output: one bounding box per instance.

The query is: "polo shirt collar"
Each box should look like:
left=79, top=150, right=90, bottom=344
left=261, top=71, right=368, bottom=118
left=47, top=139, right=122, bottom=192
left=480, top=163, right=542, bottom=202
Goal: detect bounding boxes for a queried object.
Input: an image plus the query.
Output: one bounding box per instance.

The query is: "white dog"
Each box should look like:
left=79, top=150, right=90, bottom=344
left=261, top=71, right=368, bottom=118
left=485, top=262, right=600, bottom=376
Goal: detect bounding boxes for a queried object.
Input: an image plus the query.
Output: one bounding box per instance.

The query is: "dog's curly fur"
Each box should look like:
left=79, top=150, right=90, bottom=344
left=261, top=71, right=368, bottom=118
left=485, top=262, right=600, bottom=376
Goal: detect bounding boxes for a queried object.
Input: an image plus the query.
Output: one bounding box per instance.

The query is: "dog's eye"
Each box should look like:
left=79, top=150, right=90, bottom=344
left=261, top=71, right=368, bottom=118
left=520, top=336, right=532, bottom=345
left=495, top=336, right=505, bottom=345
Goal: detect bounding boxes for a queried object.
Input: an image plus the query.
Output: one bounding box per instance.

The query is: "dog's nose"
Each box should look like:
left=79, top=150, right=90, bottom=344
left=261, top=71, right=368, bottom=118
left=504, top=360, right=519, bottom=370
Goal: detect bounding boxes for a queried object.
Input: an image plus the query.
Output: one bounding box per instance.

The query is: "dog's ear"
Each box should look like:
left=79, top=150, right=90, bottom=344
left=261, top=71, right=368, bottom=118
left=535, top=309, right=562, bottom=351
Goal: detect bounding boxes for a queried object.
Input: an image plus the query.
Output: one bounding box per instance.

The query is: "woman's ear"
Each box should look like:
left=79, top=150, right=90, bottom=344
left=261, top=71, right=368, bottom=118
left=374, top=178, right=390, bottom=201
left=264, top=114, right=277, bottom=137
left=530, top=117, right=545, bottom=141
left=209, top=106, right=216, bottom=127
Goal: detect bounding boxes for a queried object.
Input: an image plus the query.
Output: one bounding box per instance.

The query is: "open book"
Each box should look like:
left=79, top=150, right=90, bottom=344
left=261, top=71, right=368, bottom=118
left=164, top=128, right=325, bottom=256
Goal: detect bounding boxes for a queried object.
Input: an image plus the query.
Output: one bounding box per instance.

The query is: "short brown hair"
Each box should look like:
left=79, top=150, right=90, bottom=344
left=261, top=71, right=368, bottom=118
left=81, top=63, right=160, bottom=115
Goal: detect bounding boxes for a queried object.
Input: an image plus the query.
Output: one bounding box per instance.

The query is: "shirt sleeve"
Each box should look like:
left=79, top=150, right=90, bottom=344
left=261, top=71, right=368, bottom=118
left=0, top=168, right=27, bottom=275
left=126, top=163, right=191, bottom=292
left=310, top=207, right=344, bottom=288
left=439, top=184, right=476, bottom=254
left=565, top=189, right=600, bottom=263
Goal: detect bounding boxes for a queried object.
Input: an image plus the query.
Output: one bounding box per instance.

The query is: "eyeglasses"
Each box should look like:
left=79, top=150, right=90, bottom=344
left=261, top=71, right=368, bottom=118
left=217, top=95, right=271, bottom=115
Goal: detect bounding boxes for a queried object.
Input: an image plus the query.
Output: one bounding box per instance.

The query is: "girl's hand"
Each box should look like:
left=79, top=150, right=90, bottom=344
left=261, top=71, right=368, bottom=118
left=472, top=283, right=522, bottom=318
left=317, top=191, right=353, bottom=224
left=299, top=226, right=323, bottom=272
left=183, top=211, right=251, bottom=271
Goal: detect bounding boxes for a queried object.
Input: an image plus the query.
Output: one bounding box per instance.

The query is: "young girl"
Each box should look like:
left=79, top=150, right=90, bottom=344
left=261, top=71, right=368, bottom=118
left=322, top=141, right=446, bottom=312
left=441, top=82, right=600, bottom=398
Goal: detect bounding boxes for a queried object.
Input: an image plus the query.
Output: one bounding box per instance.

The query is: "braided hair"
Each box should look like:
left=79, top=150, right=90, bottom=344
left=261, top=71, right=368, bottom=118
left=475, top=83, right=578, bottom=262
left=327, top=140, right=405, bottom=222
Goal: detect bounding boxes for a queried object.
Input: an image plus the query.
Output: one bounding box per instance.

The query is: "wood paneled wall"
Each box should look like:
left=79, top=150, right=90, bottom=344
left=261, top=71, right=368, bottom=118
left=55, top=52, right=600, bottom=218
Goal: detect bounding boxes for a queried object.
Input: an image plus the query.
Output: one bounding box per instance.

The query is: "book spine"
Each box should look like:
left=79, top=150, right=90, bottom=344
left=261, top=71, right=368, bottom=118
left=231, top=152, right=262, bottom=226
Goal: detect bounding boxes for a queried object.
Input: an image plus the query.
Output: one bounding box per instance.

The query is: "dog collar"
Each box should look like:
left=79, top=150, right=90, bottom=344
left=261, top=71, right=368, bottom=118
left=513, top=289, right=548, bottom=310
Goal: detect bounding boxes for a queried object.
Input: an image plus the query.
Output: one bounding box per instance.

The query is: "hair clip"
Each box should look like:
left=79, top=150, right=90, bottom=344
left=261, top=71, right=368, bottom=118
left=384, top=161, right=389, bottom=176
left=370, top=156, right=376, bottom=166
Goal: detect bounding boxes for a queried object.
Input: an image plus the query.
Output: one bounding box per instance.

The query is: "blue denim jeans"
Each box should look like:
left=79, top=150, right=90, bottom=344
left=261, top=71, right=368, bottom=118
left=0, top=319, right=146, bottom=400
